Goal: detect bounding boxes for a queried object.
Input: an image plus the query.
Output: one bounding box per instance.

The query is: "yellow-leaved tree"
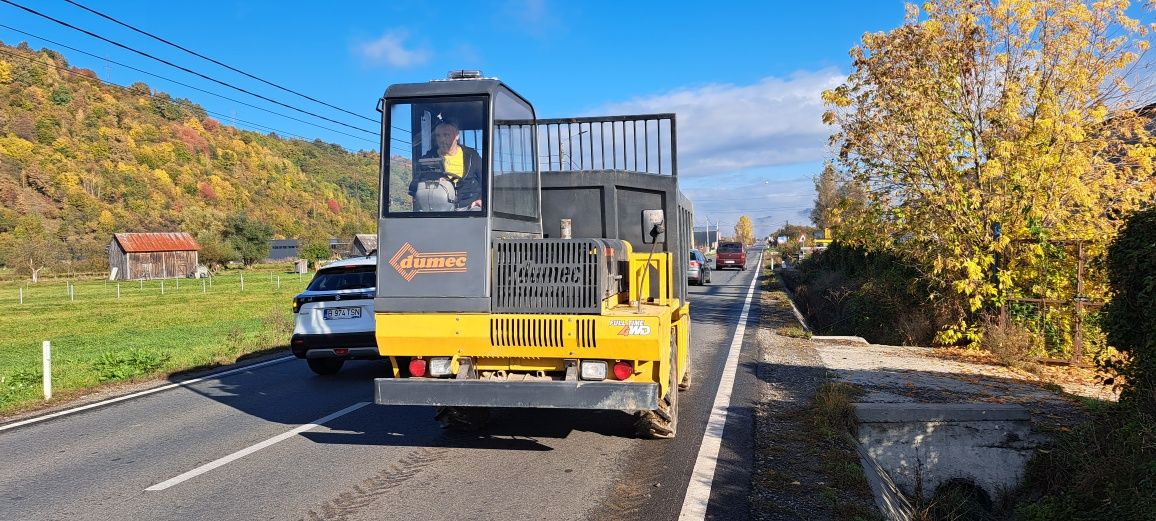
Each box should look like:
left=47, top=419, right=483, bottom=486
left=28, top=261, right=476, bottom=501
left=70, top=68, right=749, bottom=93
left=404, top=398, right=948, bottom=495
left=735, top=215, right=755, bottom=245
left=823, top=0, right=1156, bottom=344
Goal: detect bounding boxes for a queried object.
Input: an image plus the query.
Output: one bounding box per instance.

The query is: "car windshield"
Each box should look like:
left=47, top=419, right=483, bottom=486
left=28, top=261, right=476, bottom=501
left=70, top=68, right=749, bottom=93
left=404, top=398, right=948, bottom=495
left=306, top=266, right=376, bottom=291
left=718, top=243, right=743, bottom=253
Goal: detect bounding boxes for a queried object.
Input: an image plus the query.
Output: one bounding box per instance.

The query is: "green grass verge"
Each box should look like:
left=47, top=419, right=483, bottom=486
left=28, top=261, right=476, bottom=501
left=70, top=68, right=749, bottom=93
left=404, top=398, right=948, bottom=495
left=0, top=266, right=308, bottom=415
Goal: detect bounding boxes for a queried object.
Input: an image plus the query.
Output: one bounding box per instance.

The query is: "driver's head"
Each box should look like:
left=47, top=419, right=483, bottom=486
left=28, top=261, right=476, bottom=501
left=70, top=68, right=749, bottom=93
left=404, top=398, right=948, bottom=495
left=434, top=121, right=460, bottom=153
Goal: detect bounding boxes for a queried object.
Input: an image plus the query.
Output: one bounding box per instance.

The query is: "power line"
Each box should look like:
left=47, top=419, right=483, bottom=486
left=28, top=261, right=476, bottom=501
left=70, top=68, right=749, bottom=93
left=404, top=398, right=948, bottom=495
left=0, top=23, right=376, bottom=145
left=62, top=0, right=376, bottom=125
left=0, top=0, right=376, bottom=137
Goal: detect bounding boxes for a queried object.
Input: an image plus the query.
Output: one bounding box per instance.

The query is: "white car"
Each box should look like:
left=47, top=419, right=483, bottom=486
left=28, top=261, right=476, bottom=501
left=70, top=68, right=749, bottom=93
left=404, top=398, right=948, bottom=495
left=290, top=256, right=379, bottom=375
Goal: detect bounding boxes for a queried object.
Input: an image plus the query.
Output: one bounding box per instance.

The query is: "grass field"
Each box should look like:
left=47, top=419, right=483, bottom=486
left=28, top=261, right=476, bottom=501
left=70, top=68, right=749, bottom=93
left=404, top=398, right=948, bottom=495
left=0, top=265, right=310, bottom=416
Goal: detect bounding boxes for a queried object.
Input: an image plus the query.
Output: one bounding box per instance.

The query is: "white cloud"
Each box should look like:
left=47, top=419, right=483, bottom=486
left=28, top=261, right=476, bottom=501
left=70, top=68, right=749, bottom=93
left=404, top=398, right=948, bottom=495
left=357, top=30, right=430, bottom=68
left=596, top=70, right=844, bottom=177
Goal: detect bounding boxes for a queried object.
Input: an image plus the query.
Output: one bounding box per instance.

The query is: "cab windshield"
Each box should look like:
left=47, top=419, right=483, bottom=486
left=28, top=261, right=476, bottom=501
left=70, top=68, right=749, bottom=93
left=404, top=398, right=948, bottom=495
left=385, top=98, right=487, bottom=215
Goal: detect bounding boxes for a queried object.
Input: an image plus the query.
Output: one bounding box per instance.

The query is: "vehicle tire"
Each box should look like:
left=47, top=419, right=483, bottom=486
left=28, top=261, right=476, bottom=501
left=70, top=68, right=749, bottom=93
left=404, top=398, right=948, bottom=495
left=636, top=338, right=679, bottom=439
left=704, top=271, right=711, bottom=284
left=679, top=360, right=692, bottom=391
left=435, top=406, right=490, bottom=432
left=307, top=358, right=344, bottom=375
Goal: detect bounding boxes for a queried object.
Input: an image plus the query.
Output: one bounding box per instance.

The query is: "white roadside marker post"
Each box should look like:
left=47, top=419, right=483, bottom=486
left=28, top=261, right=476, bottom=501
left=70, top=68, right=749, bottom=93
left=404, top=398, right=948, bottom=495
left=19, top=287, right=23, bottom=304
left=42, top=341, right=52, bottom=400
left=117, top=283, right=121, bottom=299
left=240, top=273, right=244, bottom=292
left=161, top=280, right=165, bottom=295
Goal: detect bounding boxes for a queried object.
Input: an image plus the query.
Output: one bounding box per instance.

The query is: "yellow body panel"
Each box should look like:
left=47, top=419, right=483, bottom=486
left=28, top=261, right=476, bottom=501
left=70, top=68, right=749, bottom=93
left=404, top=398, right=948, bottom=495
left=374, top=248, right=690, bottom=398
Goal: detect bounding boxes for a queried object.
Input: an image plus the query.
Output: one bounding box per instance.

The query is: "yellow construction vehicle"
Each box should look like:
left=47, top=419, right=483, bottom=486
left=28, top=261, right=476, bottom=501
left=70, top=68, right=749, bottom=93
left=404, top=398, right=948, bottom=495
left=372, top=71, right=693, bottom=438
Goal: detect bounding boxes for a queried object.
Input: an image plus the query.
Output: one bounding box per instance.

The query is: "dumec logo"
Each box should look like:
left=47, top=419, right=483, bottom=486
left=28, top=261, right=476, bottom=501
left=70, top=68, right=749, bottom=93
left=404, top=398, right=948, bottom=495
left=389, top=242, right=468, bottom=281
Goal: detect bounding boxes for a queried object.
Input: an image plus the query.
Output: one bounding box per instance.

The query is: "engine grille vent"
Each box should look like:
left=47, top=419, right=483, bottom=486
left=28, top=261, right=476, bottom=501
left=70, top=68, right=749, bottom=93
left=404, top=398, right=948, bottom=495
left=493, top=239, right=626, bottom=314
left=490, top=317, right=564, bottom=348
left=576, top=318, right=597, bottom=348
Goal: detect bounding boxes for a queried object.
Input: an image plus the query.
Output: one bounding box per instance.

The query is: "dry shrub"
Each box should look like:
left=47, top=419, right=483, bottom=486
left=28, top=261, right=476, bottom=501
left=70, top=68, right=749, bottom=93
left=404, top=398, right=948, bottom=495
left=981, top=316, right=1038, bottom=366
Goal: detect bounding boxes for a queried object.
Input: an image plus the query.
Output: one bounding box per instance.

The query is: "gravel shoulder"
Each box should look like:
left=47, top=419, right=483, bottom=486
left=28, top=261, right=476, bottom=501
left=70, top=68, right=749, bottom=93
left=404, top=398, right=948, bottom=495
left=750, top=282, right=878, bottom=520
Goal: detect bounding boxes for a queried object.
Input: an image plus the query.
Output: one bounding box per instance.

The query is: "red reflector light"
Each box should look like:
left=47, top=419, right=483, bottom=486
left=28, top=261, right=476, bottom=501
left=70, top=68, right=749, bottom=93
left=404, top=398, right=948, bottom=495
left=334, top=348, right=348, bottom=356
left=409, top=358, right=427, bottom=377
left=613, top=361, right=633, bottom=380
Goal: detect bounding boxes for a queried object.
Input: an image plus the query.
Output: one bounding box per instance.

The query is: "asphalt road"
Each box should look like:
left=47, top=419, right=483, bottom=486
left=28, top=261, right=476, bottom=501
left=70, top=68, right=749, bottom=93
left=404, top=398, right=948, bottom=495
left=0, top=256, right=765, bottom=521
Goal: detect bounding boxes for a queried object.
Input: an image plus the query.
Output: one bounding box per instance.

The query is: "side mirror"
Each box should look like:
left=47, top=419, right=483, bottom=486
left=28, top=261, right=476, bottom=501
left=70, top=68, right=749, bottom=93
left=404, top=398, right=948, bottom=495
left=642, top=210, right=665, bottom=244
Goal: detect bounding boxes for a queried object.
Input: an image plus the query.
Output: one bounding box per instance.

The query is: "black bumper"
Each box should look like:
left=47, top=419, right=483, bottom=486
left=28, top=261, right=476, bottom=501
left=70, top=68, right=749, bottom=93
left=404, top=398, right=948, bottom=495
left=374, top=378, right=659, bottom=410
left=290, top=332, right=378, bottom=358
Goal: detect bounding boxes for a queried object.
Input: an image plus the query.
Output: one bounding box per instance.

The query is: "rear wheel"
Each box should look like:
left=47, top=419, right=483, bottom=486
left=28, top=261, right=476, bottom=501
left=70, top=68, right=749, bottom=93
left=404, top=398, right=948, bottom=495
left=435, top=406, right=491, bottom=431
left=636, top=338, right=680, bottom=439
left=307, top=358, right=344, bottom=375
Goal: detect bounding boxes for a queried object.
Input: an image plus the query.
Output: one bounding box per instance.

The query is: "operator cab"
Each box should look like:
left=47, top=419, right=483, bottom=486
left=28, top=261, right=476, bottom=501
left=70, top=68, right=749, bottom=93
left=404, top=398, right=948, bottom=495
left=377, top=73, right=542, bottom=313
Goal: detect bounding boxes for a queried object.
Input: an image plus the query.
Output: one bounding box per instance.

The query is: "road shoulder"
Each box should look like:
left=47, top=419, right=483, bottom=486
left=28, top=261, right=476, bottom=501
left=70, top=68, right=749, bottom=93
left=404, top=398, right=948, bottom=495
left=749, top=277, right=879, bottom=520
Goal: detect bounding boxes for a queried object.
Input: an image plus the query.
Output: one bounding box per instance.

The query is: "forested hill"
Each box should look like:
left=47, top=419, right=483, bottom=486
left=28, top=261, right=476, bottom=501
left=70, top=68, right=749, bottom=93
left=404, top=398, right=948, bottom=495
left=0, top=40, right=386, bottom=274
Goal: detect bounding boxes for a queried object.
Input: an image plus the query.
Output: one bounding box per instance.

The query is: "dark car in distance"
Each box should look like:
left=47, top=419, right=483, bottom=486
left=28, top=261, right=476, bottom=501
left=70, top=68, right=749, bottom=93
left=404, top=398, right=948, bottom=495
left=715, top=241, right=747, bottom=270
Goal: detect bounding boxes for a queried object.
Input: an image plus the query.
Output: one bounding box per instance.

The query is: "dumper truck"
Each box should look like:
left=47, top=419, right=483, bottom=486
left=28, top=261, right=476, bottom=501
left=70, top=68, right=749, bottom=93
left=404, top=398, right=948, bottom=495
left=372, top=71, right=693, bottom=438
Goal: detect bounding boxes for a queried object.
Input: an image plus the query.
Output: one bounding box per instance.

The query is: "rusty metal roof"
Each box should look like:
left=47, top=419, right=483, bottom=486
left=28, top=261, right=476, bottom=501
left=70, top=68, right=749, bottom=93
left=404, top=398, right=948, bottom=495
left=114, top=232, right=201, bottom=253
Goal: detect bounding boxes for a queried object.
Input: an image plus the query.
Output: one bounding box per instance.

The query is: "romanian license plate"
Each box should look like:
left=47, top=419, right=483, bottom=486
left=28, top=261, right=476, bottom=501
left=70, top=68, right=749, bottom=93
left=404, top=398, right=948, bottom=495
left=324, top=307, right=362, bottom=320
left=724, top=260, right=734, bottom=264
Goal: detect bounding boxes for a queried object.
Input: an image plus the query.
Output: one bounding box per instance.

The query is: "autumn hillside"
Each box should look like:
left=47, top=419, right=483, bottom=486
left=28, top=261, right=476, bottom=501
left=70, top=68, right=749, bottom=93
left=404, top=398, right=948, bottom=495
left=0, top=40, right=385, bottom=275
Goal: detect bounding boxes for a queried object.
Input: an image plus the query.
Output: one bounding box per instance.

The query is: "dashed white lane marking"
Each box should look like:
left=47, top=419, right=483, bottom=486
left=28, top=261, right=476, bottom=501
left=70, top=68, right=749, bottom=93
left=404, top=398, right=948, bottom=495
left=679, top=253, right=763, bottom=521
left=146, top=401, right=371, bottom=491
left=0, top=356, right=295, bottom=433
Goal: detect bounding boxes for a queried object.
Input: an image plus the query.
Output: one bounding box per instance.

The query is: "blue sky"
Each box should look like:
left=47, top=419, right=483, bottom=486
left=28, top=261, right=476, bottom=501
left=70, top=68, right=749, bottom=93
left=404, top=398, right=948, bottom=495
left=0, top=0, right=918, bottom=237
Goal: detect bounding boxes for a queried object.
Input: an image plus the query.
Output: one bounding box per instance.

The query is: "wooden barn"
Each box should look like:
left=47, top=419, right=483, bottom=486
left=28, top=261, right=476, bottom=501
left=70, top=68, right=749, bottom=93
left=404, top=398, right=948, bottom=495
left=108, top=232, right=201, bottom=280
left=349, top=234, right=377, bottom=257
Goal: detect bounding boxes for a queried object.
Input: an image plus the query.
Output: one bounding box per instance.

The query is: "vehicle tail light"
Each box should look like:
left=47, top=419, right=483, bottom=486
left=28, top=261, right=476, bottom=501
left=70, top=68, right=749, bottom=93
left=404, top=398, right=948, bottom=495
left=429, top=357, right=453, bottom=377
left=292, top=298, right=303, bottom=313
left=613, top=361, right=633, bottom=380
left=334, top=348, right=348, bottom=356
left=409, top=358, right=427, bottom=377
left=689, top=260, right=700, bottom=268
left=580, top=360, right=608, bottom=381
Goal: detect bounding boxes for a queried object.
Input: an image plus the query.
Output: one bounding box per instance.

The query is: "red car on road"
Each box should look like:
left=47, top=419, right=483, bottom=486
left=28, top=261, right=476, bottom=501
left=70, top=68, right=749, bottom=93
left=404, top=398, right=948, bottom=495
left=715, top=242, right=747, bottom=270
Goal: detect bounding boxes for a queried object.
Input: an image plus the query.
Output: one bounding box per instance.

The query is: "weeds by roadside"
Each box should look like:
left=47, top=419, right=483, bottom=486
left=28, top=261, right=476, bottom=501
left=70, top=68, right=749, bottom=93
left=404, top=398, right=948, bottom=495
left=752, top=274, right=880, bottom=520
left=776, top=326, right=812, bottom=339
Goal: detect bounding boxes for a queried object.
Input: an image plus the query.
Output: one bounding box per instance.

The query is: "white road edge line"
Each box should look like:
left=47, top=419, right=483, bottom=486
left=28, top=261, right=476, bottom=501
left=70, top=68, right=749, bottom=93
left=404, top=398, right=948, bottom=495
left=0, top=356, right=295, bottom=433
left=146, top=401, right=371, bottom=492
left=679, top=252, right=763, bottom=521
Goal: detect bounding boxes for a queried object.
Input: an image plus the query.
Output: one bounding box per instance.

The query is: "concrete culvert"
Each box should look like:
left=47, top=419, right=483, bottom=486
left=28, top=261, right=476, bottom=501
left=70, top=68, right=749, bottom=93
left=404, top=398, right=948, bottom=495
left=926, top=478, right=994, bottom=521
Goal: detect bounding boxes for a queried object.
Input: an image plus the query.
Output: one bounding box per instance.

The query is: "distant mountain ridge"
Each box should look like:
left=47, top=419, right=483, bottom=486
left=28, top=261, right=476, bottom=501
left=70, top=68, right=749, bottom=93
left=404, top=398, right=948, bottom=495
left=0, top=40, right=381, bottom=273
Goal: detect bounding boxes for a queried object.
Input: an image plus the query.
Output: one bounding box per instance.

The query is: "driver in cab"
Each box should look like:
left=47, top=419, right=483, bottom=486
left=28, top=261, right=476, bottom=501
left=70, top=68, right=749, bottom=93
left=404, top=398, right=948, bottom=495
left=409, top=120, right=483, bottom=211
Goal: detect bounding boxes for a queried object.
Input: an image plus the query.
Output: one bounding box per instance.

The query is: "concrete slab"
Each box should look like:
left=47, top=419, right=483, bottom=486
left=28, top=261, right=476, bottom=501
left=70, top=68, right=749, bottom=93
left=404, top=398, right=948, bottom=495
left=852, top=402, right=1046, bottom=505
left=812, top=335, right=869, bottom=344
left=854, top=402, right=1030, bottom=423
